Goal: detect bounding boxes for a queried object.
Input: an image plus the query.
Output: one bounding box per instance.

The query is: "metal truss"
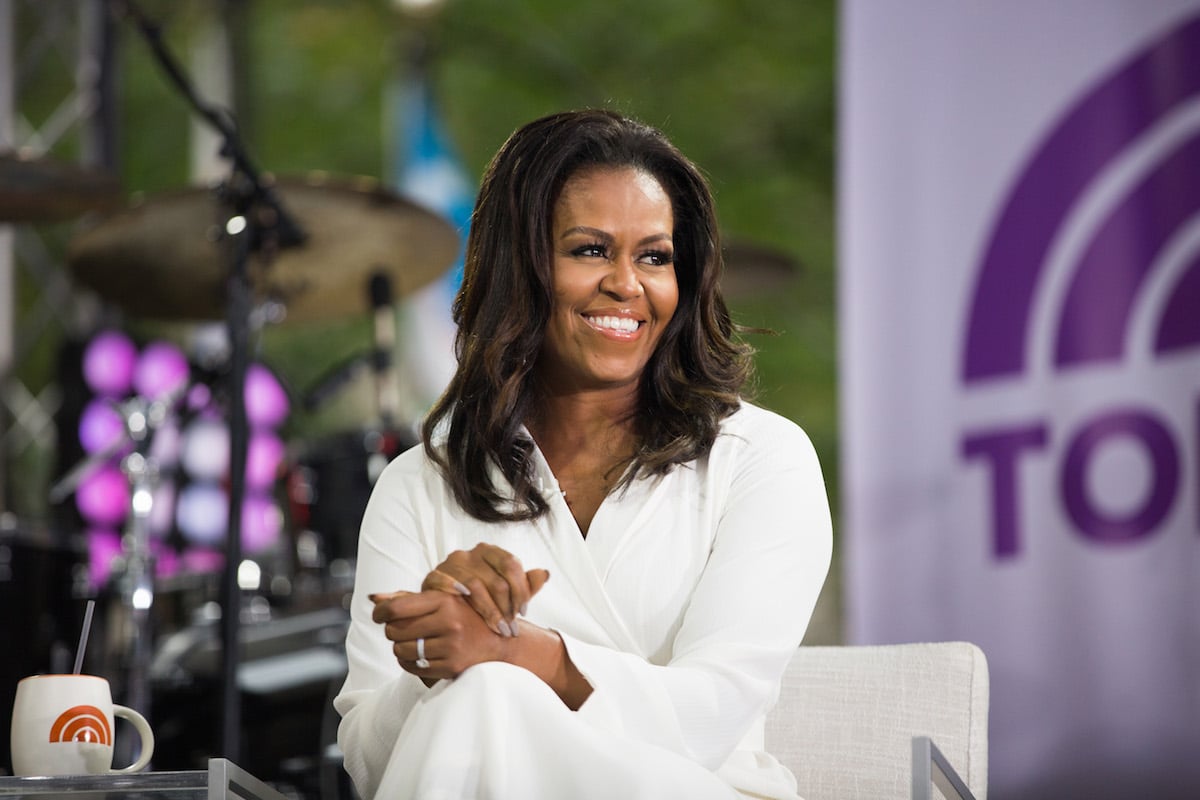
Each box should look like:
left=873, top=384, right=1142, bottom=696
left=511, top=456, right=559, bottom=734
left=1, top=0, right=111, bottom=519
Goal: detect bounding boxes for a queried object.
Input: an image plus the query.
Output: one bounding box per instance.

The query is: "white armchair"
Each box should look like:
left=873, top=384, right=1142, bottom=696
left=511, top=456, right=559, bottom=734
left=765, top=642, right=989, bottom=800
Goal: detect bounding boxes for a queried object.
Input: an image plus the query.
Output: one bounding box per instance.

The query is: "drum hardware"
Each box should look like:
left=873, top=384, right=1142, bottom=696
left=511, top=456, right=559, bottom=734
left=368, top=272, right=401, bottom=427
left=298, top=351, right=377, bottom=416
left=99, top=0, right=317, bottom=765
left=52, top=0, right=456, bottom=770
left=286, top=426, right=417, bottom=569
left=92, top=0, right=453, bottom=766
left=48, top=387, right=184, bottom=757
left=148, top=605, right=349, bottom=793
left=0, top=151, right=123, bottom=223
left=50, top=388, right=182, bottom=506
left=286, top=270, right=422, bottom=581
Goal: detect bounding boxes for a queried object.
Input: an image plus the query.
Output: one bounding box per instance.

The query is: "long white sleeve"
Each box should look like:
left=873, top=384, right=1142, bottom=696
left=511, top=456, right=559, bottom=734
left=332, top=402, right=832, bottom=799
left=333, top=459, right=437, bottom=799
left=560, top=411, right=831, bottom=768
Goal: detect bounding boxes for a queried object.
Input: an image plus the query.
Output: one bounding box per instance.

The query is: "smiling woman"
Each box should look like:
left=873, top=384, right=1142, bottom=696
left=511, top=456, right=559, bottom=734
left=541, top=167, right=679, bottom=397
left=425, top=110, right=755, bottom=527
left=532, top=166, right=682, bottom=532
left=333, top=110, right=833, bottom=800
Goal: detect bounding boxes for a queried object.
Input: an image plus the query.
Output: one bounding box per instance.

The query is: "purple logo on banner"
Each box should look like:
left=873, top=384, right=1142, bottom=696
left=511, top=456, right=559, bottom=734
left=959, top=13, right=1200, bottom=559
left=962, top=13, right=1200, bottom=382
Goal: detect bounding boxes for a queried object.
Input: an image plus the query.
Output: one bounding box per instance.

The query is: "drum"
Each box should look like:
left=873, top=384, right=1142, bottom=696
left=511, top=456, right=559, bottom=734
left=149, top=606, right=351, bottom=796
left=286, top=427, right=417, bottom=566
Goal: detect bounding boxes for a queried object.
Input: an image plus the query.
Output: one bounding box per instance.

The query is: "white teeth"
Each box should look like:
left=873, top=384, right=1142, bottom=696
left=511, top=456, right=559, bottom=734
left=585, top=315, right=639, bottom=333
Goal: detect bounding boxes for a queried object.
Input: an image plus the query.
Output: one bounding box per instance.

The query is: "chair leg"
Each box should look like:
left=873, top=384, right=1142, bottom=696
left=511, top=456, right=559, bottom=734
left=912, top=737, right=978, bottom=800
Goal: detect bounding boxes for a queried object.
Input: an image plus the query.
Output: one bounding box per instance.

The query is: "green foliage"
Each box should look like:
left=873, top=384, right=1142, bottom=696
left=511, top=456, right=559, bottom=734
left=24, top=0, right=839, bottom=545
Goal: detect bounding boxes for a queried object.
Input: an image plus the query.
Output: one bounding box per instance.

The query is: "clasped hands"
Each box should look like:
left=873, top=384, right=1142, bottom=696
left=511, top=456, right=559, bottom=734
left=370, top=543, right=551, bottom=681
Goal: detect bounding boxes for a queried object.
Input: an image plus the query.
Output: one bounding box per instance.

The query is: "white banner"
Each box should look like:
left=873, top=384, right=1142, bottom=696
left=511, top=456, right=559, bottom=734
left=840, top=3, right=1200, bottom=798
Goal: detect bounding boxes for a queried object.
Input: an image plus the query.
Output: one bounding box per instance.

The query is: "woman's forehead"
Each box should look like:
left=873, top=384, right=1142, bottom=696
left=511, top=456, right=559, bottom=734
left=553, top=167, right=670, bottom=219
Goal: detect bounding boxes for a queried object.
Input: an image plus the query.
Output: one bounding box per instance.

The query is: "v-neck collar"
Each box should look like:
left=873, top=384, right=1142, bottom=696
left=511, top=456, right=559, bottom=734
left=519, top=432, right=648, bottom=655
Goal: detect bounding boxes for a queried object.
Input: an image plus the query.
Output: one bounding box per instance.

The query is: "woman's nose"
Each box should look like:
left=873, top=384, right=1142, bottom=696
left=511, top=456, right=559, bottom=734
left=601, top=258, right=642, bottom=299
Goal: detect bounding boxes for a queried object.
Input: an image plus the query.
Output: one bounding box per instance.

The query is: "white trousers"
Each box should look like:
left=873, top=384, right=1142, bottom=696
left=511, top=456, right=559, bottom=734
left=375, top=662, right=741, bottom=800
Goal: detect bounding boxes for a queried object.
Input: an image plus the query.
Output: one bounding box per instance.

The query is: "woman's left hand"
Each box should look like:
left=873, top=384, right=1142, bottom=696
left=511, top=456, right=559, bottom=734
left=370, top=589, right=509, bottom=681
left=420, top=544, right=550, bottom=639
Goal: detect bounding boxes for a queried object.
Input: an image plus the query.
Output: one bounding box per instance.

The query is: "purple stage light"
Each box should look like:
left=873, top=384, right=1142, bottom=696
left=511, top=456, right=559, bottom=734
left=180, top=417, right=230, bottom=481
left=149, top=480, right=176, bottom=537
left=187, top=382, right=212, bottom=412
left=154, top=541, right=180, bottom=579
left=83, top=330, right=137, bottom=397
left=76, top=464, right=129, bottom=526
left=175, top=482, right=227, bottom=546
left=78, top=397, right=125, bottom=454
left=245, top=431, right=285, bottom=490
left=181, top=548, right=224, bottom=574
left=242, top=493, right=283, bottom=553
left=134, top=340, right=189, bottom=400
left=147, top=417, right=182, bottom=467
left=245, top=363, right=289, bottom=428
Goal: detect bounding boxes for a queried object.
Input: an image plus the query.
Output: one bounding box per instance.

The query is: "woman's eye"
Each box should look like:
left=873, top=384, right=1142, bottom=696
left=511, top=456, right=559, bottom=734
left=642, top=250, right=674, bottom=266
left=572, top=243, right=608, bottom=258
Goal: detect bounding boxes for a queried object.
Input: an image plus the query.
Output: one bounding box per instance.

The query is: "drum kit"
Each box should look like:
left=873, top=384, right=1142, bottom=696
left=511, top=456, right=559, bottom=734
left=0, top=8, right=458, bottom=792
left=1, top=43, right=458, bottom=788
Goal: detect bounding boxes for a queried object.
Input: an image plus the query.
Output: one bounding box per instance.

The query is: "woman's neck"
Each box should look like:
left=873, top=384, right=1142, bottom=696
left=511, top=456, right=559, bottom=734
left=527, top=386, right=637, bottom=462
left=526, top=386, right=639, bottom=536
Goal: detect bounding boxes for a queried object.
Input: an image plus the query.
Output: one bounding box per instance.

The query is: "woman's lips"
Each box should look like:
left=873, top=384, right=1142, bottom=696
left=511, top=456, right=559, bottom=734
left=582, top=313, right=644, bottom=339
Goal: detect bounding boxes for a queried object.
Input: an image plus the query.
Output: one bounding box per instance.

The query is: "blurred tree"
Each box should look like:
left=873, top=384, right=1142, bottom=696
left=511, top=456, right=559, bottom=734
left=23, top=0, right=840, bottom=636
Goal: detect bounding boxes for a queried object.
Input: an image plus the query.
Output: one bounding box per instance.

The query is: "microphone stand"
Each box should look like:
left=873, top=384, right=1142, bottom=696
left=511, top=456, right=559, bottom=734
left=110, top=0, right=307, bottom=764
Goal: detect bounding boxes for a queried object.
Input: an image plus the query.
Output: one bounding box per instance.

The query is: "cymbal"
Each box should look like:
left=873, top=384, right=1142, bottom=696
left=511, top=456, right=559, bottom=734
left=0, top=151, right=123, bottom=222
left=66, top=173, right=461, bottom=322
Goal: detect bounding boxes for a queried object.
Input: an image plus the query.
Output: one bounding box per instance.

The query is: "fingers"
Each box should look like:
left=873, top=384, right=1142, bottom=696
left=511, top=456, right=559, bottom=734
left=526, top=568, right=550, bottom=598
left=458, top=579, right=515, bottom=639
left=385, top=596, right=509, bottom=680
left=393, top=638, right=444, bottom=680
left=480, top=545, right=531, bottom=618
left=421, top=569, right=472, bottom=598
left=369, top=590, right=439, bottom=624
left=416, top=547, right=553, bottom=639
left=393, top=636, right=435, bottom=668
left=434, top=545, right=524, bottom=637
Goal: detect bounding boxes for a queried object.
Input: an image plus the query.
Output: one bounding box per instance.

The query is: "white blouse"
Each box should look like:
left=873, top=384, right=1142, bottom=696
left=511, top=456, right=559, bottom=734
left=334, top=401, right=832, bottom=799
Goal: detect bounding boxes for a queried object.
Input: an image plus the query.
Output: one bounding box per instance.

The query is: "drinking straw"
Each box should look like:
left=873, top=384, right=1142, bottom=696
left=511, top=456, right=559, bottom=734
left=73, top=599, right=96, bottom=674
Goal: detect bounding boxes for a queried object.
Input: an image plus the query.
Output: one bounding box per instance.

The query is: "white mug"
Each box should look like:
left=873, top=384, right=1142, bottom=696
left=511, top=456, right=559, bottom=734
left=10, top=674, right=155, bottom=776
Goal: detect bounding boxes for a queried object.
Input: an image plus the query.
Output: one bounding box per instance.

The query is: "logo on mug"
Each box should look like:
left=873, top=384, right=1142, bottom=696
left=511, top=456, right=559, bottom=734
left=48, top=705, right=112, bottom=746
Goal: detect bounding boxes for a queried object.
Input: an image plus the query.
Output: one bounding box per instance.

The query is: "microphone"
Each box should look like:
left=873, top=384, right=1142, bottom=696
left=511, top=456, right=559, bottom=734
left=369, top=270, right=401, bottom=426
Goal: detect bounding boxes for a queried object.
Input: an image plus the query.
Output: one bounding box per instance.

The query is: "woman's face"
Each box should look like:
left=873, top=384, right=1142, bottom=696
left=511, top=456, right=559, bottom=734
left=537, top=166, right=679, bottom=394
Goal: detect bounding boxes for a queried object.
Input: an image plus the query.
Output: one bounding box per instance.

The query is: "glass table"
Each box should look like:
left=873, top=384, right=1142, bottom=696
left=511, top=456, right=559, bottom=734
left=0, top=759, right=287, bottom=800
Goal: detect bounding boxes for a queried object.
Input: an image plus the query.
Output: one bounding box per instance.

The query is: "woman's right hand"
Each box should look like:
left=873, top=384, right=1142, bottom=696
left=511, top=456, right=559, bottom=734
left=421, top=543, right=550, bottom=638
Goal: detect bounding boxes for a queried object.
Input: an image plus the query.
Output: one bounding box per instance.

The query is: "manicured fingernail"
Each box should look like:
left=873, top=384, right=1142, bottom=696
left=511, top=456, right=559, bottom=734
left=510, top=619, right=520, bottom=637
left=520, top=603, right=528, bottom=616
left=497, top=620, right=512, bottom=638
left=453, top=581, right=471, bottom=596
left=368, top=593, right=379, bottom=602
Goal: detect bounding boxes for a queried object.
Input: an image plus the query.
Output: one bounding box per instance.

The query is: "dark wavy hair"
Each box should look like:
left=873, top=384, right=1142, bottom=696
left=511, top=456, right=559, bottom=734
left=422, top=109, right=753, bottom=522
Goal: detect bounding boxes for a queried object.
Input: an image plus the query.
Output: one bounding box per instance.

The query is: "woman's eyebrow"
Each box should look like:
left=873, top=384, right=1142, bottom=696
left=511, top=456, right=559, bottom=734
left=559, top=227, right=672, bottom=248
left=559, top=225, right=612, bottom=241
left=637, top=233, right=673, bottom=247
